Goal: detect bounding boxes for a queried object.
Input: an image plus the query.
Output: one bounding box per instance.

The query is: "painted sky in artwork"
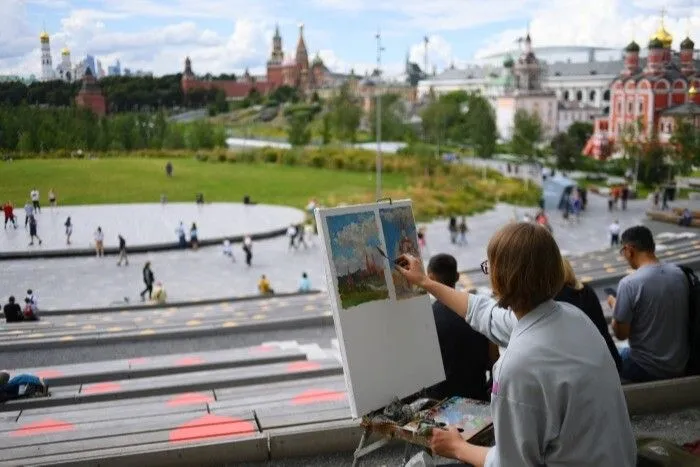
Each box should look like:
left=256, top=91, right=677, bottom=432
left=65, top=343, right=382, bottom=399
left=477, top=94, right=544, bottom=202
left=327, top=211, right=382, bottom=276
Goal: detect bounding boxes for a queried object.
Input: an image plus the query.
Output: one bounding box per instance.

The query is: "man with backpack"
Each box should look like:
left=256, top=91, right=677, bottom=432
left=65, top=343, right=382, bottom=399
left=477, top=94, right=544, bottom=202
left=607, top=226, right=689, bottom=382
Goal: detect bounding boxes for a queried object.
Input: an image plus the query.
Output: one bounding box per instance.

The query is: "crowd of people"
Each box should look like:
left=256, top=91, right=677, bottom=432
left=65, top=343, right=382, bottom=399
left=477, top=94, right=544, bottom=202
left=396, top=221, right=695, bottom=465
left=3, top=188, right=56, bottom=246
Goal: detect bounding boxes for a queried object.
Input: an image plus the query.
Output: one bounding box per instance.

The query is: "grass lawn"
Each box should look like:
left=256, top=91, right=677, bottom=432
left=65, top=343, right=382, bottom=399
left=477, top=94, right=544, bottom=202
left=1, top=158, right=407, bottom=208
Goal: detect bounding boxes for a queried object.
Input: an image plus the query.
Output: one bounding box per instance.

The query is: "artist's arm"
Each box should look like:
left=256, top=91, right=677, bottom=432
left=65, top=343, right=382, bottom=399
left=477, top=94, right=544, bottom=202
left=611, top=281, right=634, bottom=341
left=397, top=255, right=469, bottom=318
left=431, top=427, right=490, bottom=467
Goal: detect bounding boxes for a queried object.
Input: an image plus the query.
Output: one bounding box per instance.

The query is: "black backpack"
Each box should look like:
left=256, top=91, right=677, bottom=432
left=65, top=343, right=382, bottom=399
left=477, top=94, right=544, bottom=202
left=679, top=266, right=700, bottom=375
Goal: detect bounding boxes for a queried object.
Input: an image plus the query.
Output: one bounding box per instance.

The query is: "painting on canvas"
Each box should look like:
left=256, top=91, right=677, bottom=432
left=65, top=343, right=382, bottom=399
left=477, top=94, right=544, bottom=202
left=379, top=206, right=426, bottom=300
left=326, top=211, right=390, bottom=310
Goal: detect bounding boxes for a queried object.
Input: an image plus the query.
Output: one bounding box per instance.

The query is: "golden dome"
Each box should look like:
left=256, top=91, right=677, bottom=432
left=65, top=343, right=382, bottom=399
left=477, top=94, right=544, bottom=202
left=650, top=22, right=673, bottom=48
left=61, top=47, right=70, bottom=55
left=39, top=31, right=49, bottom=42
left=690, top=86, right=697, bottom=96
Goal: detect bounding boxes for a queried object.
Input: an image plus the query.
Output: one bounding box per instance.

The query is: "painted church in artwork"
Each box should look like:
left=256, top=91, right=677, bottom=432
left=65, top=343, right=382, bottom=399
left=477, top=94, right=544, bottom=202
left=181, top=24, right=335, bottom=99
left=584, top=13, right=700, bottom=159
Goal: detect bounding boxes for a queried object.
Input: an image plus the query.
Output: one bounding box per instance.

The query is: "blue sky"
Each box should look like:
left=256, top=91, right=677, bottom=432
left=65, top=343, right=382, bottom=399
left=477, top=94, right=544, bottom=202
left=1, top=0, right=699, bottom=77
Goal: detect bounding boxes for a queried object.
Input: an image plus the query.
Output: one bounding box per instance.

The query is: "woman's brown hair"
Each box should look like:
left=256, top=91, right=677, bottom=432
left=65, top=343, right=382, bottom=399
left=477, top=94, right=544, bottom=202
left=487, top=222, right=565, bottom=313
left=562, top=258, right=583, bottom=291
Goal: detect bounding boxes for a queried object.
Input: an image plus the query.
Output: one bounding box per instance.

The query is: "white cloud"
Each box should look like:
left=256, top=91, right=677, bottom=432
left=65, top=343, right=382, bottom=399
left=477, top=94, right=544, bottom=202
left=408, top=35, right=454, bottom=72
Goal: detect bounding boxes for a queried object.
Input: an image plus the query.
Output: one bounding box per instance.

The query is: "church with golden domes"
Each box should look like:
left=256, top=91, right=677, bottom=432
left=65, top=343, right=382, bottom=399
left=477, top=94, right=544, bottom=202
left=585, top=12, right=700, bottom=159
left=39, top=29, right=75, bottom=83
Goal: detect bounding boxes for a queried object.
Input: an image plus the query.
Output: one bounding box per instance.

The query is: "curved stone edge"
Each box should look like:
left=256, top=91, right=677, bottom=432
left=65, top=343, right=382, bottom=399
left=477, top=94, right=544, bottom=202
left=42, top=290, right=324, bottom=316
left=0, top=226, right=289, bottom=261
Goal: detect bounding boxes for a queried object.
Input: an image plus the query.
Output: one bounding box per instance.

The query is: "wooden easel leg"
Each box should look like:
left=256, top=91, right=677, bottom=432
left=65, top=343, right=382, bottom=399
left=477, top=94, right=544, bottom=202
left=402, top=442, right=412, bottom=463
left=352, top=427, right=371, bottom=467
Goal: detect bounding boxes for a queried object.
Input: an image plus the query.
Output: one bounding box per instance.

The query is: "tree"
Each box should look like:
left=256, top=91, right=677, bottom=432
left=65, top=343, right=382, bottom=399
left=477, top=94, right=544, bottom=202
left=566, top=121, right=594, bottom=152
left=551, top=133, right=579, bottom=170
left=369, top=93, right=409, bottom=141
left=287, top=114, right=311, bottom=147
left=465, top=95, right=497, bottom=157
left=511, top=109, right=543, bottom=157
left=328, top=83, right=361, bottom=142
left=669, top=118, right=700, bottom=174
left=321, top=113, right=331, bottom=145
left=421, top=91, right=471, bottom=146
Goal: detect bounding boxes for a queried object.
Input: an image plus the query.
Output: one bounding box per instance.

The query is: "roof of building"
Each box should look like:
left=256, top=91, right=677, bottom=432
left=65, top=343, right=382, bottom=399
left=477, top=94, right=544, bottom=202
left=625, top=41, right=640, bottom=52
left=681, top=36, right=695, bottom=50
left=661, top=102, right=700, bottom=116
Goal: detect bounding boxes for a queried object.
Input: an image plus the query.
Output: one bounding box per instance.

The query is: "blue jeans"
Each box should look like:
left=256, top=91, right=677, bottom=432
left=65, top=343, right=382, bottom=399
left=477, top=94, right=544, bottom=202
left=619, top=347, right=658, bottom=383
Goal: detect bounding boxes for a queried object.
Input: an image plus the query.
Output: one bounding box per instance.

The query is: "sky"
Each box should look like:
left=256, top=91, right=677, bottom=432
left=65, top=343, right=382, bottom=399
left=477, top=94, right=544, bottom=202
left=327, top=211, right=382, bottom=275
left=2, top=0, right=700, bottom=78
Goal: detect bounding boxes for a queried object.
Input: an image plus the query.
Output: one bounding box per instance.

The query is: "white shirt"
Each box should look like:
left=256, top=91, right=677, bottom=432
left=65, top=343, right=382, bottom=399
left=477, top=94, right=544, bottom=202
left=30, top=190, right=39, bottom=201
left=467, top=295, right=636, bottom=467
left=287, top=226, right=297, bottom=237
left=609, top=223, right=621, bottom=235
left=94, top=230, right=104, bottom=242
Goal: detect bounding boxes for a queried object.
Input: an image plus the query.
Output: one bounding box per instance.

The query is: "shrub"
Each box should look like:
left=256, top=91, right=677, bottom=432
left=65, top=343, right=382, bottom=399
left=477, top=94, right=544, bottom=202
left=217, top=153, right=227, bottom=162
left=282, top=151, right=299, bottom=166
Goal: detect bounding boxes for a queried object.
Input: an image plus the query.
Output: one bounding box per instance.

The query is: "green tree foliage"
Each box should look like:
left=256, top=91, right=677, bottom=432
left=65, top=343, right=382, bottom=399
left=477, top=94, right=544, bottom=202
left=327, top=83, right=361, bottom=142
left=511, top=109, right=543, bottom=157
left=0, top=106, right=225, bottom=152
left=0, top=74, right=224, bottom=111
left=420, top=91, right=497, bottom=156
left=287, top=114, right=312, bottom=147
left=270, top=85, right=300, bottom=104
left=321, top=113, right=332, bottom=145
left=551, top=132, right=579, bottom=170
left=465, top=95, right=497, bottom=157
left=566, top=121, right=594, bottom=152
left=369, top=93, right=413, bottom=142
left=669, top=118, right=700, bottom=174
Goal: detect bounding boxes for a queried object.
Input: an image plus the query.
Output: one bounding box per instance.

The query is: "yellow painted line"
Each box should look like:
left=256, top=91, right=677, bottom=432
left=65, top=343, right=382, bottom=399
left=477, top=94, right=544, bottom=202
left=82, top=324, right=96, bottom=331
left=626, top=269, right=635, bottom=274
left=66, top=315, right=75, bottom=319
left=33, top=333, right=44, bottom=338
left=119, top=310, right=130, bottom=316
left=194, top=312, right=205, bottom=318
left=205, top=305, right=214, bottom=311
left=140, top=329, right=155, bottom=336
left=605, top=268, right=616, bottom=273
left=8, top=330, right=24, bottom=335
left=220, top=303, right=232, bottom=311
left=252, top=314, right=266, bottom=321
left=580, top=276, right=593, bottom=283
left=60, top=336, right=74, bottom=342
left=276, top=301, right=289, bottom=307
left=102, top=317, right=113, bottom=322
left=65, top=322, right=76, bottom=327
left=186, top=320, right=201, bottom=326
left=154, top=319, right=165, bottom=325
left=603, top=263, right=612, bottom=268
left=304, top=305, right=317, bottom=312
left=235, top=312, right=246, bottom=318
left=324, top=311, right=333, bottom=317
left=168, top=307, right=177, bottom=313
left=222, top=321, right=238, bottom=328
left=307, top=295, right=318, bottom=301
left=134, top=317, right=144, bottom=323
left=107, top=327, right=123, bottom=332
left=679, top=253, right=689, bottom=259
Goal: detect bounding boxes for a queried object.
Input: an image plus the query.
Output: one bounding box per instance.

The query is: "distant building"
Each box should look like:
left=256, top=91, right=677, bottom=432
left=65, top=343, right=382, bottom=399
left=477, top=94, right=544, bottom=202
left=182, top=23, right=349, bottom=100
left=40, top=30, right=55, bottom=82
left=75, top=68, right=106, bottom=116
left=495, top=34, right=559, bottom=140
left=107, top=60, right=122, bottom=77
left=584, top=15, right=700, bottom=158
left=55, top=47, right=73, bottom=82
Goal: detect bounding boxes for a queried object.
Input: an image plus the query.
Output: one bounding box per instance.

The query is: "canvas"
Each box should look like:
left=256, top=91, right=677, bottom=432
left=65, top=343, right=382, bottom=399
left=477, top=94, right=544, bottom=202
left=326, top=211, right=390, bottom=310
left=379, top=206, right=426, bottom=300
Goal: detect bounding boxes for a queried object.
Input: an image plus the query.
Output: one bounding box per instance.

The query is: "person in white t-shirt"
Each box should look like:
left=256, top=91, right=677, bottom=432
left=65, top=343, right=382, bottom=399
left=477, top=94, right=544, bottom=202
left=222, top=239, right=234, bottom=261
left=30, top=189, right=40, bottom=213
left=94, top=227, right=105, bottom=257
left=287, top=224, right=297, bottom=250
left=609, top=219, right=621, bottom=248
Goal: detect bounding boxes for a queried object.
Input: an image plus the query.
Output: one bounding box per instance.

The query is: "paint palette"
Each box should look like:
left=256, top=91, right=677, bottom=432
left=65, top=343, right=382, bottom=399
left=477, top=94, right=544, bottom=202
left=403, top=397, right=492, bottom=439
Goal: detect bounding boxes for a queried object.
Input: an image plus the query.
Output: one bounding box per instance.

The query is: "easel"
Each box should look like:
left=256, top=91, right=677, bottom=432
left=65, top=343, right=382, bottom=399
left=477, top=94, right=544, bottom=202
left=352, top=418, right=424, bottom=467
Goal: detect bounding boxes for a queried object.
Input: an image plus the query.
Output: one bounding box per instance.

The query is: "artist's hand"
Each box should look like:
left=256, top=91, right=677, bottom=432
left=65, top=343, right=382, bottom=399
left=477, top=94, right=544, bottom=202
left=430, top=426, right=465, bottom=460
left=607, top=295, right=616, bottom=309
left=396, top=254, right=428, bottom=288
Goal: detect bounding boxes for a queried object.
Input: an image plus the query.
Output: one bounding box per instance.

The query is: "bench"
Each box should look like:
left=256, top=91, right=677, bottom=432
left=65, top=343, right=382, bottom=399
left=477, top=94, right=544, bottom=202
left=646, top=210, right=700, bottom=227
left=623, top=375, right=700, bottom=416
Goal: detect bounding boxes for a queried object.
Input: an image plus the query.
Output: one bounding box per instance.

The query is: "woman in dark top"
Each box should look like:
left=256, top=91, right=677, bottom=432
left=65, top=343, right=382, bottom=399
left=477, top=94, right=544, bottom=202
left=556, top=259, right=622, bottom=371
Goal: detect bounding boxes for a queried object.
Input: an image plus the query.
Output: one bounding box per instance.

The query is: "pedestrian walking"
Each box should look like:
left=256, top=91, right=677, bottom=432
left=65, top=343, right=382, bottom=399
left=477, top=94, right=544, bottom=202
left=287, top=224, right=298, bottom=250
left=653, top=188, right=660, bottom=209
left=117, top=234, right=129, bottom=266
left=48, top=189, right=57, bottom=208
left=458, top=217, right=468, bottom=245
left=190, top=223, right=199, bottom=250
left=296, top=223, right=309, bottom=249
left=609, top=219, right=621, bottom=248
left=621, top=185, right=629, bottom=211
left=176, top=222, right=187, bottom=248
left=165, top=161, right=173, bottom=177
left=448, top=217, right=457, bottom=244
left=94, top=227, right=105, bottom=257
left=243, top=235, right=253, bottom=267
left=64, top=217, right=72, bottom=245
left=3, top=201, right=17, bottom=229
left=28, top=215, right=42, bottom=246
left=23, top=201, right=33, bottom=228
left=222, top=239, right=235, bottom=261
left=607, top=192, right=614, bottom=212
left=30, top=188, right=40, bottom=213
left=140, top=262, right=155, bottom=301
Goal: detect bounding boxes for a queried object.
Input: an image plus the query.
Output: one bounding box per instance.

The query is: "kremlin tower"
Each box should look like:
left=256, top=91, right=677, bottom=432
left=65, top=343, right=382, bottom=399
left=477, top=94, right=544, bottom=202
left=40, top=30, right=55, bottom=82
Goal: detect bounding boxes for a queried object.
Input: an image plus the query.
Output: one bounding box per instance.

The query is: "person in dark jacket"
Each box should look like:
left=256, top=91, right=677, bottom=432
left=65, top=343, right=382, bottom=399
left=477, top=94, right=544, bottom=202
left=425, top=254, right=494, bottom=402
left=3, top=297, right=23, bottom=323
left=555, top=259, right=622, bottom=371
left=140, top=261, right=155, bottom=301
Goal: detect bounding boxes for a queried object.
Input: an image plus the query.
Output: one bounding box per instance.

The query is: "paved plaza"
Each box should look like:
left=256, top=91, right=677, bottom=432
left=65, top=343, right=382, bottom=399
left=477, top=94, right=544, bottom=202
left=0, top=202, right=305, bottom=256
left=0, top=190, right=664, bottom=311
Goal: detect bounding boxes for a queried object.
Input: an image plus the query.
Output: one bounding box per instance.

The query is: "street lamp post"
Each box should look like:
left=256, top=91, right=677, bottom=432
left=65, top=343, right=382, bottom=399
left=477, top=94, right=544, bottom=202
left=376, top=30, right=384, bottom=200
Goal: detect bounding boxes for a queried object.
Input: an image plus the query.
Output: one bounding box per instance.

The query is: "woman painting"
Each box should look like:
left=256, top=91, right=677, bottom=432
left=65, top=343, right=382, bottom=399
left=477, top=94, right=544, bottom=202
left=397, top=222, right=635, bottom=466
